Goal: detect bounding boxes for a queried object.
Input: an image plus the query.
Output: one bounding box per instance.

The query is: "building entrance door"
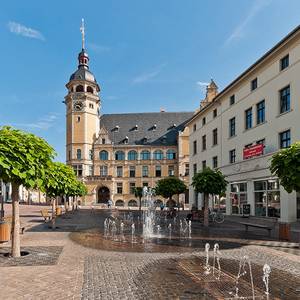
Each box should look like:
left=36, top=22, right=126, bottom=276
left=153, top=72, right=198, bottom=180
left=97, top=186, right=110, bottom=204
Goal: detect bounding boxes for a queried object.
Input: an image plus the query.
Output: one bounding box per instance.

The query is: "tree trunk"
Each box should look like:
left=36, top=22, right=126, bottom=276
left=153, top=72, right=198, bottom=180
left=11, top=182, right=21, bottom=257
left=51, top=197, right=56, bottom=230
left=203, top=193, right=209, bottom=227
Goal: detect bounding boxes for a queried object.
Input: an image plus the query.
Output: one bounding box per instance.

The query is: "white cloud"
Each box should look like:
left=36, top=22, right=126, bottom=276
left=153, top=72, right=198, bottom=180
left=7, top=21, right=45, bottom=41
left=132, top=63, right=167, bottom=84
left=13, top=113, right=59, bottom=130
left=224, top=0, right=272, bottom=46
left=87, top=42, right=110, bottom=53
left=196, top=81, right=209, bottom=87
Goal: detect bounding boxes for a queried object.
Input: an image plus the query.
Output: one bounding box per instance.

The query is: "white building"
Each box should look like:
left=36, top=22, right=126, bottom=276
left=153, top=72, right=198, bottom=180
left=187, top=25, right=300, bottom=223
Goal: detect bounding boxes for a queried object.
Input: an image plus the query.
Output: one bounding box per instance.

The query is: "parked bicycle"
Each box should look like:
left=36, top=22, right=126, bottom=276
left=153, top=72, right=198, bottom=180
left=209, top=210, right=225, bottom=224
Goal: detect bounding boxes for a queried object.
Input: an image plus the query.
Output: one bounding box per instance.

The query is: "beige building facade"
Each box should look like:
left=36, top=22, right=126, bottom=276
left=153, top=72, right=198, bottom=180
left=188, top=25, right=300, bottom=223
left=65, top=40, right=192, bottom=207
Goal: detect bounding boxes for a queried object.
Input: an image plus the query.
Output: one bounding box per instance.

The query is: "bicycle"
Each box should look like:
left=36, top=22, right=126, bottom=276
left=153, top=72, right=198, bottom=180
left=209, top=210, right=225, bottom=224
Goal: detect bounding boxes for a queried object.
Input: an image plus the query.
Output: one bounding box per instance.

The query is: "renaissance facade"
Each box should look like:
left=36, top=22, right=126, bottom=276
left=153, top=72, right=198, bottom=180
left=65, top=32, right=192, bottom=207
left=187, top=26, right=300, bottom=223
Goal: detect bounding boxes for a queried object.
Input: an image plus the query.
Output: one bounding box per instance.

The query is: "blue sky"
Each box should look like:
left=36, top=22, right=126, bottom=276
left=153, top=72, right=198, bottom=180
left=1, top=0, right=300, bottom=162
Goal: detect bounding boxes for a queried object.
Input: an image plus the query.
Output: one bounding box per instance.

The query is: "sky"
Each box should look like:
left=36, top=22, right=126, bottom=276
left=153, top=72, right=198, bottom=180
left=1, top=0, right=300, bottom=162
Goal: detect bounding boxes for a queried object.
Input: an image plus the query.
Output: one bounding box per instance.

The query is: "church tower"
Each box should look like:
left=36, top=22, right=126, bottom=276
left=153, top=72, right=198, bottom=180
left=65, top=19, right=100, bottom=177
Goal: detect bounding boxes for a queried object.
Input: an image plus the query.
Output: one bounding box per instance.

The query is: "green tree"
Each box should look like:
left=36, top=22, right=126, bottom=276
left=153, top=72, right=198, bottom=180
left=155, top=177, right=187, bottom=206
left=192, top=167, right=227, bottom=227
left=133, top=187, right=143, bottom=211
left=69, top=180, right=87, bottom=210
left=0, top=127, right=55, bottom=257
left=44, top=162, right=78, bottom=228
left=270, top=142, right=300, bottom=193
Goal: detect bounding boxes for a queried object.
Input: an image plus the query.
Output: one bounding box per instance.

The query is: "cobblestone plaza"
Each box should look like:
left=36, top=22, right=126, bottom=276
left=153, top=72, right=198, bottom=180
left=0, top=205, right=299, bottom=299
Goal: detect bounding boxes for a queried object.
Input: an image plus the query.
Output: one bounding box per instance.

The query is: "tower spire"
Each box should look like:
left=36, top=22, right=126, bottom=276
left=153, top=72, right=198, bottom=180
left=80, top=18, right=85, bottom=50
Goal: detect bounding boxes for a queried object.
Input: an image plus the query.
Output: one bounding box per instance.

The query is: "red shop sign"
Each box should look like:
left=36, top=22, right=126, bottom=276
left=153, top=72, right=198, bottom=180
left=243, top=144, right=264, bottom=159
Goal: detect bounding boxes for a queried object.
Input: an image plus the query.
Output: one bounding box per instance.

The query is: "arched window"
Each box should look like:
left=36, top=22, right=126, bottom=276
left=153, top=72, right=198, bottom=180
left=140, top=150, right=150, bottom=160
left=87, top=86, right=94, bottom=93
left=99, top=150, right=108, bottom=160
left=76, top=85, right=84, bottom=92
left=128, top=200, right=138, bottom=207
left=76, top=149, right=82, bottom=160
left=115, top=150, right=125, bottom=160
left=153, top=150, right=163, bottom=160
left=128, top=150, right=138, bottom=160
left=166, top=149, right=176, bottom=160
left=115, top=200, right=124, bottom=207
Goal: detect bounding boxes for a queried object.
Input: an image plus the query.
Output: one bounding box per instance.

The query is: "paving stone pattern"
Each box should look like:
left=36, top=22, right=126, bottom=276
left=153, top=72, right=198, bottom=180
left=0, top=246, right=63, bottom=267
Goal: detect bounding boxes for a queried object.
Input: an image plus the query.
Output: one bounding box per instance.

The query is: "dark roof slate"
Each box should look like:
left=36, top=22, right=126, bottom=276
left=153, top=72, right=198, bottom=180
left=100, top=112, right=193, bottom=146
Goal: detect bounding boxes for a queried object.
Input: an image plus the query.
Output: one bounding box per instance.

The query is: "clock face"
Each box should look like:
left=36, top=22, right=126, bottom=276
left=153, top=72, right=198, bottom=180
left=73, top=101, right=83, bottom=111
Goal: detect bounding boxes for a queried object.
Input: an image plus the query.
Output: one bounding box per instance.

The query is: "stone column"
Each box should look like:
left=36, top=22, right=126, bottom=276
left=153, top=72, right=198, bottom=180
left=225, top=184, right=231, bottom=215
left=247, top=180, right=255, bottom=216
left=280, top=187, right=297, bottom=223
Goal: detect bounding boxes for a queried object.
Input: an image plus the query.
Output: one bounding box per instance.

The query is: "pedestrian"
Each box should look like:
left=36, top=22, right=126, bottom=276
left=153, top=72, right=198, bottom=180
left=107, top=199, right=112, bottom=209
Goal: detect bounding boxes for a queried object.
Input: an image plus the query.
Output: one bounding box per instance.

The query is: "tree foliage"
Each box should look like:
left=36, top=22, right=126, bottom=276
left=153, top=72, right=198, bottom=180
left=0, top=126, right=55, bottom=188
left=133, top=187, right=143, bottom=211
left=155, top=177, right=187, bottom=200
left=192, top=167, right=227, bottom=196
left=270, top=142, right=300, bottom=193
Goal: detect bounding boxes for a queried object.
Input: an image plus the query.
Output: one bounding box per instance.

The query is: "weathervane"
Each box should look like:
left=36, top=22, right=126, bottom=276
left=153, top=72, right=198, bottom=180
left=80, top=18, right=85, bottom=50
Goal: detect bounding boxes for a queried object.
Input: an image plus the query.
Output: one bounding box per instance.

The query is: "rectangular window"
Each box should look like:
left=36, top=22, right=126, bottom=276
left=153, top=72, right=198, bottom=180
left=185, top=163, right=189, bottom=176
left=76, top=149, right=82, bottom=160
left=279, top=85, right=290, bottom=114
left=251, top=78, right=257, bottom=91
left=230, top=94, right=235, bottom=105
left=202, top=160, right=206, bottom=169
left=142, top=166, right=149, bottom=177
left=193, top=140, right=197, bottom=155
left=100, top=165, right=108, bottom=177
left=129, top=166, right=135, bottom=178
left=229, top=117, right=236, bottom=137
left=245, top=107, right=252, bottom=130
left=202, top=135, right=206, bottom=151
left=212, top=156, right=218, bottom=168
left=101, top=138, right=106, bottom=144
left=142, top=182, right=148, bottom=187
left=280, top=54, right=289, bottom=71
left=129, top=182, right=136, bottom=194
left=231, top=182, right=247, bottom=214
left=229, top=149, right=236, bottom=164
left=168, top=165, right=175, bottom=176
left=88, top=165, right=93, bottom=176
left=89, top=149, right=93, bottom=160
left=202, top=117, right=206, bottom=126
left=256, top=100, right=265, bottom=124
left=212, top=128, right=218, bottom=146
left=213, top=108, right=217, bottom=118
left=155, top=165, right=162, bottom=177
left=193, top=163, right=197, bottom=175
left=254, top=179, right=280, bottom=218
left=279, top=129, right=291, bottom=149
left=73, top=164, right=83, bottom=177
left=117, top=182, right=123, bottom=194
left=116, top=166, right=123, bottom=177
left=193, top=124, right=197, bottom=132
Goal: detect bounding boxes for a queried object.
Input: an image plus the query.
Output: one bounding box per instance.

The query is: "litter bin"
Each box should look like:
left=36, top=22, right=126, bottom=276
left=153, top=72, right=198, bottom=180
left=279, top=222, right=291, bottom=241
left=0, top=221, right=11, bottom=242
left=56, top=207, right=62, bottom=216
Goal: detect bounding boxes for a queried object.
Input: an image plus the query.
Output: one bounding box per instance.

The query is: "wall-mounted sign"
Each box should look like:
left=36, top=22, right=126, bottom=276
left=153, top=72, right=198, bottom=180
left=243, top=144, right=264, bottom=159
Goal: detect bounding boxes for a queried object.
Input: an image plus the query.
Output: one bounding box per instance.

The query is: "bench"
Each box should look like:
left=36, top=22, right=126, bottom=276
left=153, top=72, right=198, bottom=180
left=3, top=216, right=26, bottom=234
left=240, top=218, right=277, bottom=236
left=41, top=209, right=51, bottom=222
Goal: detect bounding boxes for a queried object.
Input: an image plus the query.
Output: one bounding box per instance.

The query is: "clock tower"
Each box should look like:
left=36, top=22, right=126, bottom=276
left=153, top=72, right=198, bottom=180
left=65, top=19, right=100, bottom=177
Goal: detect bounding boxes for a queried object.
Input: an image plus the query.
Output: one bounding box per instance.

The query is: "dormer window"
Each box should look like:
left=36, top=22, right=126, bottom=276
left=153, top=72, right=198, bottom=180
left=152, top=124, right=157, bottom=131
left=168, top=124, right=177, bottom=130
left=124, top=136, right=129, bottom=144
left=133, top=125, right=138, bottom=131
left=161, top=135, right=167, bottom=144
left=142, top=137, right=148, bottom=144
left=113, top=125, right=120, bottom=132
